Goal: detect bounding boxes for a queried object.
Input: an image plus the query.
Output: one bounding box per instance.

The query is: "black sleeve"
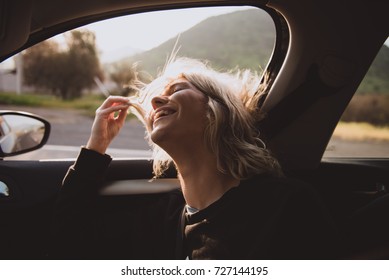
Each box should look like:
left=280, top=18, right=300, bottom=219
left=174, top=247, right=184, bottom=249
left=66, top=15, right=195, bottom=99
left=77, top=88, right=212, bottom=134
left=49, top=147, right=112, bottom=259
left=49, top=148, right=185, bottom=260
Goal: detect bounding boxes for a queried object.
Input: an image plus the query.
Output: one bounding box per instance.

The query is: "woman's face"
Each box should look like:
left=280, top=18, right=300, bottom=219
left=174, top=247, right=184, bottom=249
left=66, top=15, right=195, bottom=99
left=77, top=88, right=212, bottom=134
left=146, top=77, right=208, bottom=150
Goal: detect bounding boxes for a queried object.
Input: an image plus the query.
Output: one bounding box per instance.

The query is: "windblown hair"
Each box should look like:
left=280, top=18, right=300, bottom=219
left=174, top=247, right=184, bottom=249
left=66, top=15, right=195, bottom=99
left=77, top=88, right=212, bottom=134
left=129, top=57, right=283, bottom=179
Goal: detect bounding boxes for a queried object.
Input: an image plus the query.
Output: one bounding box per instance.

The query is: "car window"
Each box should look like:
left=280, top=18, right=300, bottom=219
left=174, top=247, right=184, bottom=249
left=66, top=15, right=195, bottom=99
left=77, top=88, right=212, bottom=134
left=0, top=6, right=276, bottom=160
left=324, top=40, right=389, bottom=158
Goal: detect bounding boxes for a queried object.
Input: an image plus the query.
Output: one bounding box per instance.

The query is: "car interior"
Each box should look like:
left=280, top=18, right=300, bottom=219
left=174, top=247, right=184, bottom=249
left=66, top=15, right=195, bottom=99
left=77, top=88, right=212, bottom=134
left=1, top=0, right=388, bottom=259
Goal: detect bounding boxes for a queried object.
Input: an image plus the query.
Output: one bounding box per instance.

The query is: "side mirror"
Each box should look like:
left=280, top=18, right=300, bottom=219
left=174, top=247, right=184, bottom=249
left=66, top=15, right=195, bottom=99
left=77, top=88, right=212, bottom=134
left=0, top=111, right=50, bottom=158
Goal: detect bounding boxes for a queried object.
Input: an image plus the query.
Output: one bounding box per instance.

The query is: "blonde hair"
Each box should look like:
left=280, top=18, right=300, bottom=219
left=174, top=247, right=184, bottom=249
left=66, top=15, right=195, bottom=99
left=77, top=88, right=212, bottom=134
left=129, top=57, right=283, bottom=179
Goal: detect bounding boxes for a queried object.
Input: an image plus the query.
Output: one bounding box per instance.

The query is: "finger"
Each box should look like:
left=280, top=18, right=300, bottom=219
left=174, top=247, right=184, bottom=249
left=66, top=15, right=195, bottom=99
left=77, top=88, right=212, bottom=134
left=99, top=96, right=131, bottom=109
left=97, top=104, right=130, bottom=118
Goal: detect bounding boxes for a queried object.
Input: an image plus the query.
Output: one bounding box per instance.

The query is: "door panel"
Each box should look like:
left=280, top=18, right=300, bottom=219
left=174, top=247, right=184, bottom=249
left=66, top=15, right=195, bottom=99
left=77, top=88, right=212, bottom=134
left=0, top=159, right=174, bottom=259
left=292, top=158, right=389, bottom=258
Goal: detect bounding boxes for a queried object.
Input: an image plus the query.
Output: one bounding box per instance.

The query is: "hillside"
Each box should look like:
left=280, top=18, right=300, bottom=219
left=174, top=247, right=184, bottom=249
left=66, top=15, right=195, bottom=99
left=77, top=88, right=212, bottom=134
left=356, top=44, right=389, bottom=95
left=120, top=9, right=388, bottom=94
left=126, top=9, right=275, bottom=76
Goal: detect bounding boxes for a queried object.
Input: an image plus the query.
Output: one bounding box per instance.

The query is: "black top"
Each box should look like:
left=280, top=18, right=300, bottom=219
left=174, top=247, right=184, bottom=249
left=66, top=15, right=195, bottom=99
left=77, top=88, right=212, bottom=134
left=50, top=148, right=339, bottom=259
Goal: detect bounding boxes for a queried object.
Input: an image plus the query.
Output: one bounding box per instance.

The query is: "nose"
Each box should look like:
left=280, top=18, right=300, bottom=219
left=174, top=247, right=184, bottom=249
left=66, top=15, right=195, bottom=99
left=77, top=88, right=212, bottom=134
left=151, top=95, right=168, bottom=110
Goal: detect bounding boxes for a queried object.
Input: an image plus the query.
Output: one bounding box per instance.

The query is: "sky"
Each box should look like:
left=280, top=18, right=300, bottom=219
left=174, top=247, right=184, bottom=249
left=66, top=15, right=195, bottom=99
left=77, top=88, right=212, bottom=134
left=55, top=6, right=251, bottom=63
left=84, top=6, right=250, bottom=52
left=0, top=6, right=250, bottom=69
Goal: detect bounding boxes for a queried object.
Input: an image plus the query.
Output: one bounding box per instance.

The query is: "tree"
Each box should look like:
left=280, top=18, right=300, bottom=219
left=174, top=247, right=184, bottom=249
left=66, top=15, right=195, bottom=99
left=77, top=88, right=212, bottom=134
left=23, top=40, right=60, bottom=94
left=109, top=61, right=142, bottom=96
left=23, top=29, right=103, bottom=99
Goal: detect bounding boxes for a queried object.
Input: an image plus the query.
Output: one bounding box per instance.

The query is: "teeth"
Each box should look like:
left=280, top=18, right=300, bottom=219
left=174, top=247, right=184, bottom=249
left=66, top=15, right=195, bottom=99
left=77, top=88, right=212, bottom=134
left=160, top=110, right=169, bottom=117
left=155, top=109, right=174, bottom=120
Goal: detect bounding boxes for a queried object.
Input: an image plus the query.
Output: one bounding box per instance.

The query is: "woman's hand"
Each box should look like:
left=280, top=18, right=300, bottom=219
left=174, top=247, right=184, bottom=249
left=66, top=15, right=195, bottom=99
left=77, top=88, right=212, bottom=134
left=86, top=96, right=130, bottom=154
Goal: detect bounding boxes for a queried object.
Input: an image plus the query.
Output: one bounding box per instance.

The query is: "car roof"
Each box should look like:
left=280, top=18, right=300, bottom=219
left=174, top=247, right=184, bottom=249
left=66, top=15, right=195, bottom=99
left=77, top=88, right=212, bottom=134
left=1, top=0, right=388, bottom=170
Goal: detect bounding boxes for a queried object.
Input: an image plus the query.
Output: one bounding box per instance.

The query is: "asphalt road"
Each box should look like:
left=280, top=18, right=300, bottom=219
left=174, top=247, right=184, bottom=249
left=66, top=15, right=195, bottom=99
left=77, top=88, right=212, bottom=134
left=3, top=105, right=389, bottom=159
left=325, top=138, right=389, bottom=158
left=3, top=105, right=151, bottom=159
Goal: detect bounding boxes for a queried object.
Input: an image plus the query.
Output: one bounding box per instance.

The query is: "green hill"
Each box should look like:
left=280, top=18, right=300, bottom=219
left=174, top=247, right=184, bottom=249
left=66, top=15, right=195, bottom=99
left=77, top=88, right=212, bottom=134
left=357, top=44, right=389, bottom=95
left=127, top=9, right=275, bottom=76
left=122, top=9, right=388, bottom=95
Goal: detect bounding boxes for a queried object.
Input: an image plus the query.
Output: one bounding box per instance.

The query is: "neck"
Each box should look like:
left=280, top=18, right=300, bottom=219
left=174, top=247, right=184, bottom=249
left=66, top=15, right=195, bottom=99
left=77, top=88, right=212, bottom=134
left=175, top=151, right=240, bottom=210
left=159, top=137, right=240, bottom=210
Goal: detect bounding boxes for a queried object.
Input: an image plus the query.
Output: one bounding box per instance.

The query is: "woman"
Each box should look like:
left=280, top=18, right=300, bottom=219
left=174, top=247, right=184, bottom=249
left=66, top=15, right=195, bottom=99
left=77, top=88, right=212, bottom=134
left=51, top=58, right=338, bottom=259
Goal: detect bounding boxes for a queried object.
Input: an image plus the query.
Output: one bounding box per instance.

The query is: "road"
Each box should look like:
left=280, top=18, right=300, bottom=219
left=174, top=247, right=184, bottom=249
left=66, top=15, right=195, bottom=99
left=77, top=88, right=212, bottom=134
left=3, top=105, right=389, bottom=159
left=3, top=106, right=151, bottom=159
left=325, top=138, right=389, bottom=158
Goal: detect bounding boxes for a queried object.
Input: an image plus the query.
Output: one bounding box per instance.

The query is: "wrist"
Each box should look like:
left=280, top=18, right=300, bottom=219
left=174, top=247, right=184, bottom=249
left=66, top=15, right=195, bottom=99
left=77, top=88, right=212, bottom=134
left=86, top=139, right=108, bottom=155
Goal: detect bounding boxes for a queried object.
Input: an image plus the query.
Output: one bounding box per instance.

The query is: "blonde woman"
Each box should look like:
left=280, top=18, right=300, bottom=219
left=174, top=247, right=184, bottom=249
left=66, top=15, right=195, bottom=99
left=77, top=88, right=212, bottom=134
left=51, top=58, right=338, bottom=259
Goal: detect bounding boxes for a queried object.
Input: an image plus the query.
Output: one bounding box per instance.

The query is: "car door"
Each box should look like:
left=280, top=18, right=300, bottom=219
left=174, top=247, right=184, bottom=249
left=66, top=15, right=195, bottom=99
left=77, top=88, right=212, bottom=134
left=280, top=41, right=389, bottom=258
left=0, top=4, right=282, bottom=259
left=318, top=50, right=389, bottom=257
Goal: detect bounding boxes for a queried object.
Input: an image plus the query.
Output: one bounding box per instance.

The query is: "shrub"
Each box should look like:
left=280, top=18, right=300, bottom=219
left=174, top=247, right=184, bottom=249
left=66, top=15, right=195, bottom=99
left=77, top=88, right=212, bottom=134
left=341, top=94, right=389, bottom=126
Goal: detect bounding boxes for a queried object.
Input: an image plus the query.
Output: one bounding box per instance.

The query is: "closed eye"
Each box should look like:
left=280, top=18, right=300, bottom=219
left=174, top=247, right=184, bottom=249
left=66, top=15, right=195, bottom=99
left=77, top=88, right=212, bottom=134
left=172, top=86, right=183, bottom=93
left=168, top=82, right=189, bottom=95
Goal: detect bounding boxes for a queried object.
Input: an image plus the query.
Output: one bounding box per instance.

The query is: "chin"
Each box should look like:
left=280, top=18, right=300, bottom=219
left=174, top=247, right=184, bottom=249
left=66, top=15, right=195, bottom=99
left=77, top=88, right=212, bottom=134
left=150, top=127, right=169, bottom=147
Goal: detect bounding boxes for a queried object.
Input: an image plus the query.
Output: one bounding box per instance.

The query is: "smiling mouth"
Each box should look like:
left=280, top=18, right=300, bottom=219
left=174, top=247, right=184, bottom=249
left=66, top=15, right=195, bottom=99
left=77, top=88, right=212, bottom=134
left=153, top=109, right=177, bottom=123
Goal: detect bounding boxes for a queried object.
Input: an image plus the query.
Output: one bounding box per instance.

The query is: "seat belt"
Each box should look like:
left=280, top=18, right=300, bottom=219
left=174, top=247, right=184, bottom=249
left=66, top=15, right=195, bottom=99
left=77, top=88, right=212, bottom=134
left=258, top=64, right=343, bottom=140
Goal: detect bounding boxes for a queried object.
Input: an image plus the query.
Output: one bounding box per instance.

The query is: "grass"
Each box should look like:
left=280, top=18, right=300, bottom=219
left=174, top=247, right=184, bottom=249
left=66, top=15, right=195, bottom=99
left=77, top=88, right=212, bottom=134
left=0, top=92, right=105, bottom=116
left=333, top=122, right=389, bottom=142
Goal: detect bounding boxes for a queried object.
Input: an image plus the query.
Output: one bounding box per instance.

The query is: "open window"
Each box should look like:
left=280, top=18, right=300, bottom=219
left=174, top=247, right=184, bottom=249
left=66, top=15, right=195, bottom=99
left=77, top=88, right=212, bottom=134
left=325, top=40, right=389, bottom=158
left=0, top=6, right=279, bottom=160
